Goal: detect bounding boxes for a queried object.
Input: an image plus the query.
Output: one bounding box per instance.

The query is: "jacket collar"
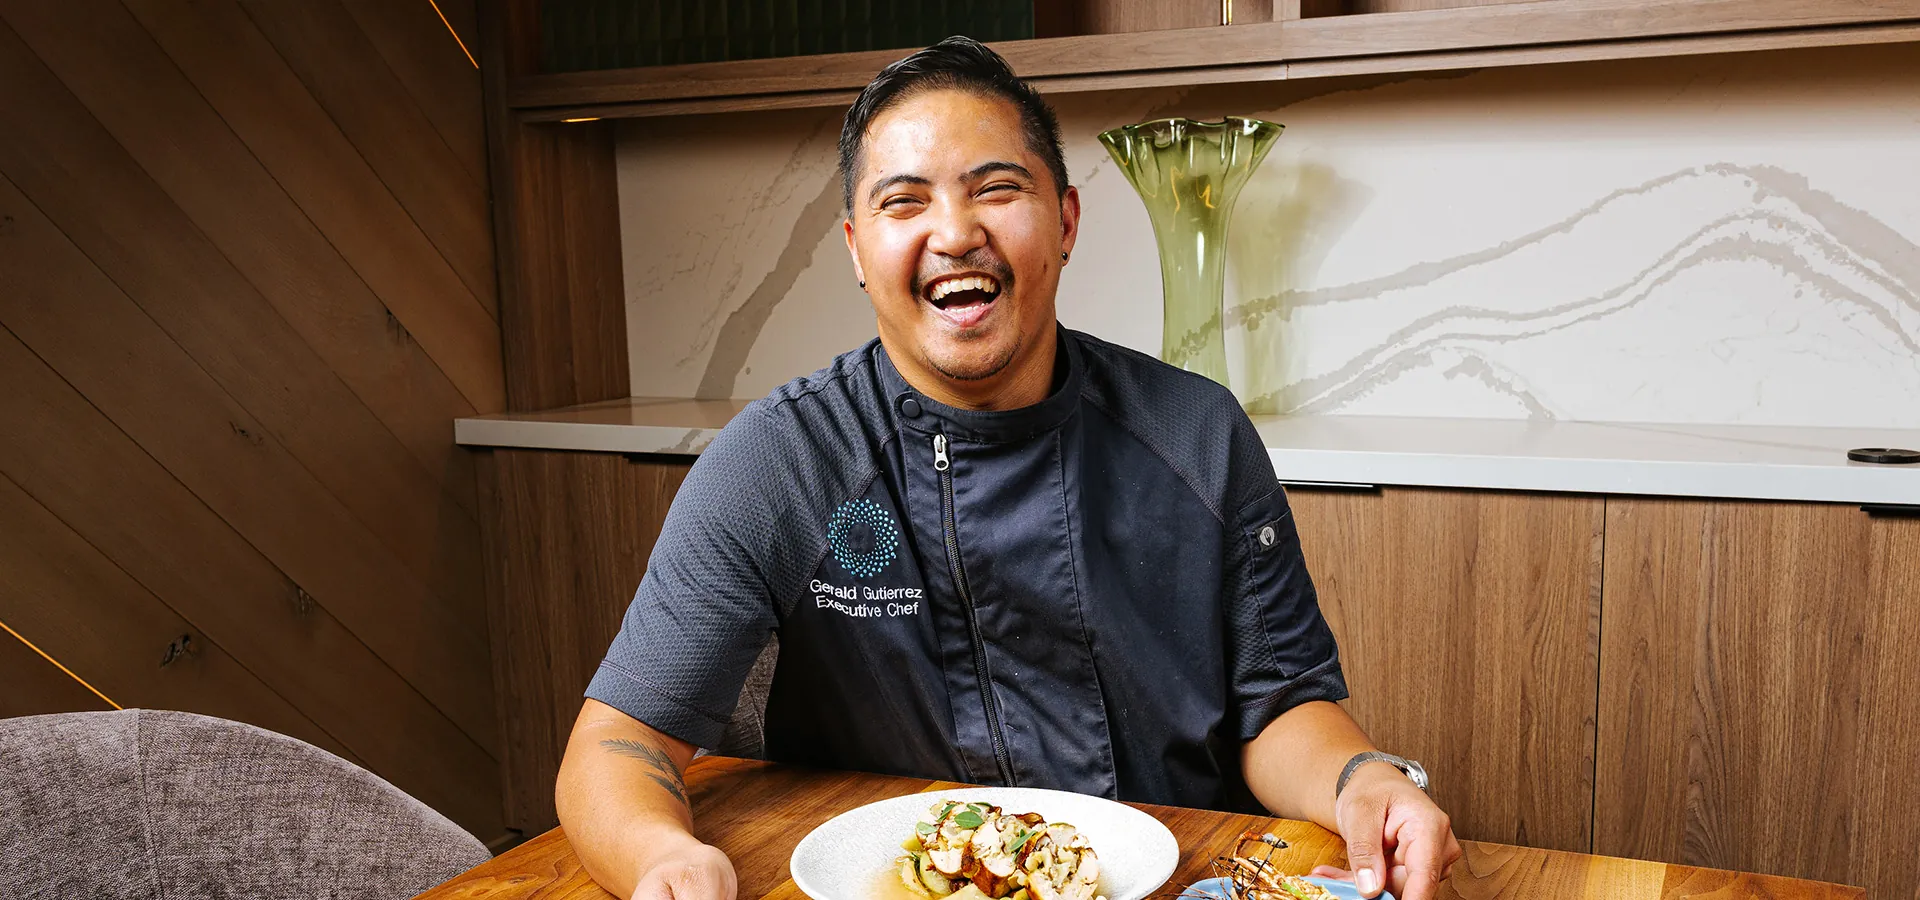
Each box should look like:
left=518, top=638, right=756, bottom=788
left=877, top=329, right=1083, bottom=444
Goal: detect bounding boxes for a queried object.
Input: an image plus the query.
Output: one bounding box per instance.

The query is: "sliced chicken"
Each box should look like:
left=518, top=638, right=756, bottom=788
left=1025, top=826, right=1102, bottom=900
left=900, top=800, right=1104, bottom=900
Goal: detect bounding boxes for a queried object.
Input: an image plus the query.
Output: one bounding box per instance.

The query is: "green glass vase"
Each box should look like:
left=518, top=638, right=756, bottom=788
left=1099, top=116, right=1283, bottom=389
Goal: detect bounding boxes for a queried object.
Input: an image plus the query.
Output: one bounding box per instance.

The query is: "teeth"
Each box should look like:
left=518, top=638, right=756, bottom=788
left=929, top=275, right=1000, bottom=302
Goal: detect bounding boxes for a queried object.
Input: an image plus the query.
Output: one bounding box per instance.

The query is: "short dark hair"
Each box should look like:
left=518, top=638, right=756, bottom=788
left=838, top=36, right=1070, bottom=213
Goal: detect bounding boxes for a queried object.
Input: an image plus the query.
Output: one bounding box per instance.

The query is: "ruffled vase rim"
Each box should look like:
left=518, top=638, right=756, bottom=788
left=1101, top=115, right=1283, bottom=135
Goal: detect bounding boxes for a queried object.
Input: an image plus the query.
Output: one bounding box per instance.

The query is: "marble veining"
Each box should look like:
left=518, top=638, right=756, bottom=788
left=1233, top=164, right=1920, bottom=416
left=619, top=44, right=1920, bottom=430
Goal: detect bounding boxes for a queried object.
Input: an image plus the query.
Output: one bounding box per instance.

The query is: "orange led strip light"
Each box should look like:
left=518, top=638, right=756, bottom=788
left=0, top=617, right=122, bottom=710
left=428, top=0, right=479, bottom=69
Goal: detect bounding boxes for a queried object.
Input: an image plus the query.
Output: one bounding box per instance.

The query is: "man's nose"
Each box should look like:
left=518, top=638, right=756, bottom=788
left=924, top=197, right=987, bottom=258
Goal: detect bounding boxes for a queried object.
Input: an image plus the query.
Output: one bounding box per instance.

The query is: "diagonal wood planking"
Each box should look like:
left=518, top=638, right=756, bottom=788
left=341, top=0, right=491, bottom=199
left=0, top=162, right=496, bottom=753
left=0, top=2, right=484, bottom=518
left=0, top=0, right=505, bottom=834
left=240, top=0, right=499, bottom=313
left=0, top=626, right=113, bottom=719
left=0, top=294, right=500, bottom=832
left=0, top=15, right=494, bottom=722
left=0, top=465, right=353, bottom=763
left=434, top=0, right=481, bottom=60
left=122, top=0, right=504, bottom=411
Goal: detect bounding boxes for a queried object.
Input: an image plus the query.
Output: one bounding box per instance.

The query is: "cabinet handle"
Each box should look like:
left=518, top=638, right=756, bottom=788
left=1278, top=480, right=1382, bottom=494
left=1860, top=503, right=1920, bottom=519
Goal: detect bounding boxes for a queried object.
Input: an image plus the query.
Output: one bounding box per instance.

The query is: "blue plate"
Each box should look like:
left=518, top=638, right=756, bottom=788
left=1183, top=875, right=1395, bottom=900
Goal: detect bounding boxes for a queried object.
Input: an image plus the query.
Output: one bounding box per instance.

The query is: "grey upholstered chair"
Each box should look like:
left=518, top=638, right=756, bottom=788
left=0, top=708, right=491, bottom=900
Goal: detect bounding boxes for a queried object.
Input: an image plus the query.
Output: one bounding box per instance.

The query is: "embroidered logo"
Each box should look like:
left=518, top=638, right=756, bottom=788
left=827, top=498, right=900, bottom=579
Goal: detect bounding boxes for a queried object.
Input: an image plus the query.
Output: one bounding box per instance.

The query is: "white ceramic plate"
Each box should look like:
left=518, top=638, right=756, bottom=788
left=788, top=787, right=1180, bottom=900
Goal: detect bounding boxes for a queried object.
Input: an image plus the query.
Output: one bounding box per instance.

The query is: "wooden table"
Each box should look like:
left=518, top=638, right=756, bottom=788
left=418, top=758, right=1861, bottom=899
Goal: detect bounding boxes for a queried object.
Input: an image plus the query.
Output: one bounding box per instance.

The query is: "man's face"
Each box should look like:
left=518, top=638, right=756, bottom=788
left=843, top=88, right=1079, bottom=387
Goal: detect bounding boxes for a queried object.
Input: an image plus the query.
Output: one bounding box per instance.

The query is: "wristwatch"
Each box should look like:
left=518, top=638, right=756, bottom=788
left=1336, top=751, right=1429, bottom=798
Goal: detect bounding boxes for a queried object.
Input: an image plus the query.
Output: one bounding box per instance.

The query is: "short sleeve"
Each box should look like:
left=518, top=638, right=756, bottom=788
left=1222, top=478, right=1349, bottom=741
left=585, top=411, right=788, bottom=750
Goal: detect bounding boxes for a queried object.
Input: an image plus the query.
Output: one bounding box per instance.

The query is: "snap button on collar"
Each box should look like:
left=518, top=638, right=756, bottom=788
left=898, top=395, right=922, bottom=418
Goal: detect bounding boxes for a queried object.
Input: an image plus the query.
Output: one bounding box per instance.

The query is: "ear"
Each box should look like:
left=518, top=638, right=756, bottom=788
left=842, top=217, right=867, bottom=288
left=1058, top=185, right=1082, bottom=262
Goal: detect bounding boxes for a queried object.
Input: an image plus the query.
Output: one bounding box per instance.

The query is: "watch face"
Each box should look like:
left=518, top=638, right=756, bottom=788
left=1402, top=759, right=1429, bottom=791
left=1339, top=752, right=1430, bottom=798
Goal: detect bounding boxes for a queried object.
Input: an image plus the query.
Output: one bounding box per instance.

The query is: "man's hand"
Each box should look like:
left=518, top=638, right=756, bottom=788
left=629, top=827, right=737, bottom=900
left=1311, top=763, right=1461, bottom=900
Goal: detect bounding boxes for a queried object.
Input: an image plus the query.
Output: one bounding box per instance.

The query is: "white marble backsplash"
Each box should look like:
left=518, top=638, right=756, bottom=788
left=618, top=43, right=1920, bottom=428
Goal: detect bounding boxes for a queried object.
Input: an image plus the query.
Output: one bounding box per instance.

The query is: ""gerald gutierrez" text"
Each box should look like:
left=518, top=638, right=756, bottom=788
left=812, top=579, right=923, bottom=617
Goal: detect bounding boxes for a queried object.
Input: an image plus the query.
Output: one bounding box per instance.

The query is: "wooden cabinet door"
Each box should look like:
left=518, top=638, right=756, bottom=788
left=1288, top=486, right=1604, bottom=852
left=1594, top=499, right=1920, bottom=898
left=480, top=448, right=691, bottom=832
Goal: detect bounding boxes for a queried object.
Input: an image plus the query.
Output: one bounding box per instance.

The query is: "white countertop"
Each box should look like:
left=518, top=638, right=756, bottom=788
left=455, top=398, right=1920, bottom=505
left=456, top=397, right=750, bottom=456
left=1249, top=416, right=1920, bottom=505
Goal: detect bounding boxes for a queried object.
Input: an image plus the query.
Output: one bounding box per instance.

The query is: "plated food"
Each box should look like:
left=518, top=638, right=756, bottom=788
left=788, top=786, right=1176, bottom=900
left=1215, top=865, right=1336, bottom=900
left=1179, top=832, right=1367, bottom=900
left=898, top=799, right=1105, bottom=900
left=1183, top=875, right=1362, bottom=900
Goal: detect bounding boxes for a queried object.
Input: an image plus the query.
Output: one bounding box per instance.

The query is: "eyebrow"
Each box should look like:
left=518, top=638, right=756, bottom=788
left=864, top=161, right=1036, bottom=206
left=965, top=161, right=1034, bottom=182
left=866, top=173, right=931, bottom=206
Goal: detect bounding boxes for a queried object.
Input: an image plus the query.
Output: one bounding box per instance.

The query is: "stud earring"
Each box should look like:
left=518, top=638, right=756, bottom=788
left=1061, top=251, right=1069, bottom=261
left=858, top=280, right=866, bottom=288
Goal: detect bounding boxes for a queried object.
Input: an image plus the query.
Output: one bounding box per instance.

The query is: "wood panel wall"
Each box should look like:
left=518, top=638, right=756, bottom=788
left=1273, top=0, right=1530, bottom=16
left=1594, top=499, right=1920, bottom=900
left=480, top=450, right=690, bottom=832
left=1044, top=1, right=1221, bottom=34
left=0, top=0, right=505, bottom=839
left=1289, top=487, right=1603, bottom=853
left=474, top=0, right=637, bottom=834
left=479, top=0, right=629, bottom=413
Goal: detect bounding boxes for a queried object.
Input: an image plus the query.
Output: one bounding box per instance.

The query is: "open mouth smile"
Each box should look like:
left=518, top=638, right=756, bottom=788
left=922, top=273, right=1002, bottom=330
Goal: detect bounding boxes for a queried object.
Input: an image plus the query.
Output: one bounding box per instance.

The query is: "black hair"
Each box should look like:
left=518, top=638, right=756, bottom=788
left=838, top=35, right=1070, bottom=214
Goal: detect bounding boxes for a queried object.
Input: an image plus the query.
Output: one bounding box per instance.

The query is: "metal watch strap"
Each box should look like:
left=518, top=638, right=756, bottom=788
left=1336, top=751, right=1430, bottom=798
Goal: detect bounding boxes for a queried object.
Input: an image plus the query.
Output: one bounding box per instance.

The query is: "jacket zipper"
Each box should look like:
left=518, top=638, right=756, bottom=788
left=932, top=433, right=1016, bottom=786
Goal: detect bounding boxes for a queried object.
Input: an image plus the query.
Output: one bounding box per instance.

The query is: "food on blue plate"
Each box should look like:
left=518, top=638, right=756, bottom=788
left=1214, top=832, right=1336, bottom=900
left=897, top=799, right=1106, bottom=900
left=1228, top=872, right=1335, bottom=900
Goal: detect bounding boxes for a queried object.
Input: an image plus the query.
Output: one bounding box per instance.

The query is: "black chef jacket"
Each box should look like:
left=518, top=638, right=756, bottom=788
left=588, top=328, right=1348, bottom=810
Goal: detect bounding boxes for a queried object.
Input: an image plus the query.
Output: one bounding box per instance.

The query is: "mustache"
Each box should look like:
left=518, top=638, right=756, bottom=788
left=911, top=249, right=1015, bottom=298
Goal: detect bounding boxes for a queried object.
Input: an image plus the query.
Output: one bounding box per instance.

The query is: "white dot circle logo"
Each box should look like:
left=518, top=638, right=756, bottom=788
left=827, top=498, right=900, bottom=579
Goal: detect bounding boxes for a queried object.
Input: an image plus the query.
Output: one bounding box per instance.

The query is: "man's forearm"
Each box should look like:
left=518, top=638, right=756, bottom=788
left=557, top=699, right=703, bottom=898
left=1240, top=700, right=1378, bottom=830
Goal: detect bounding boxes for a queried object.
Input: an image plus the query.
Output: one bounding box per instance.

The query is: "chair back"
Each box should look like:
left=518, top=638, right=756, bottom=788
left=0, top=709, right=490, bottom=900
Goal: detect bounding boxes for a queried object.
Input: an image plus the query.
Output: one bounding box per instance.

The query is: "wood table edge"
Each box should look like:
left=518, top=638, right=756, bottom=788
left=413, top=758, right=1866, bottom=899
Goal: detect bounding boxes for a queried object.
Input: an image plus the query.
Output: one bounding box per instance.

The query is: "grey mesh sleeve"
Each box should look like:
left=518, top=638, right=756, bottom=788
left=585, top=412, right=787, bottom=750
left=1222, top=482, right=1350, bottom=741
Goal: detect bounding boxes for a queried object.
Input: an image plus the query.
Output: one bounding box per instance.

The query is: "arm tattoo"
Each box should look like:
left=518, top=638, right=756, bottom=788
left=600, top=738, right=688, bottom=805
